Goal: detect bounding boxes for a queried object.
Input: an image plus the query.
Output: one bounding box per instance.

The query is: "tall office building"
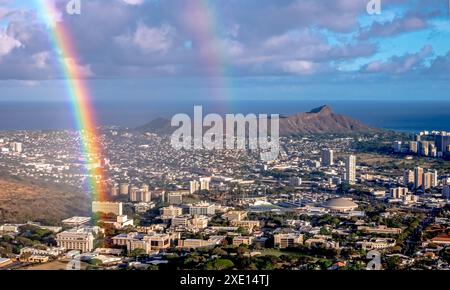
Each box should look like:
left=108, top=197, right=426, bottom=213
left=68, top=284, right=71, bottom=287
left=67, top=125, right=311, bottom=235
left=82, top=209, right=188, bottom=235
left=420, top=141, right=429, bottom=156
left=190, top=181, right=200, bottom=194
left=393, top=142, right=402, bottom=153
left=141, top=184, right=149, bottom=193
left=141, top=191, right=151, bottom=203
left=119, top=183, right=129, bottom=195
left=435, top=135, right=450, bottom=153
left=110, top=183, right=119, bottom=196
left=409, top=141, right=419, bottom=154
left=200, top=178, right=210, bottom=191
left=443, top=185, right=450, bottom=200
left=429, top=143, right=437, bottom=157
left=10, top=142, right=22, bottom=153
left=321, top=149, right=334, bottom=166
left=422, top=170, right=438, bottom=190
left=345, top=155, right=356, bottom=185
left=129, top=186, right=139, bottom=202
left=414, top=167, right=424, bottom=189
left=403, top=170, right=414, bottom=187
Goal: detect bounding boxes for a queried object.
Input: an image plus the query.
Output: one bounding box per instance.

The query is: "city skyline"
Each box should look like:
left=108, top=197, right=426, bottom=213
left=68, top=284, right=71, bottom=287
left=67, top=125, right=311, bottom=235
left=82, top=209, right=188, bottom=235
left=1, top=0, right=450, bottom=276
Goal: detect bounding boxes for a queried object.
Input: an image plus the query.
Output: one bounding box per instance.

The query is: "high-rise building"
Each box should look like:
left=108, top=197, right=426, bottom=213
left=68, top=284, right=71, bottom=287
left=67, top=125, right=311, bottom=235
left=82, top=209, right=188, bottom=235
left=409, top=141, right=419, bottom=154
left=420, top=141, right=429, bottom=156
left=200, top=178, right=210, bottom=191
left=190, top=180, right=200, bottom=194
left=129, top=186, right=139, bottom=202
left=140, top=184, right=149, bottom=193
left=321, top=149, right=334, bottom=166
left=141, top=191, right=151, bottom=203
left=10, top=142, right=22, bottom=153
left=390, top=187, right=409, bottom=199
left=443, top=185, right=450, bottom=200
left=110, top=183, right=119, bottom=196
left=414, top=167, right=424, bottom=189
left=422, top=170, right=438, bottom=190
left=393, top=142, right=402, bottom=153
left=119, top=183, right=129, bottom=195
left=92, top=201, right=123, bottom=216
left=345, top=155, right=356, bottom=185
left=429, top=143, right=437, bottom=157
left=403, top=170, right=414, bottom=187
left=435, top=135, right=450, bottom=153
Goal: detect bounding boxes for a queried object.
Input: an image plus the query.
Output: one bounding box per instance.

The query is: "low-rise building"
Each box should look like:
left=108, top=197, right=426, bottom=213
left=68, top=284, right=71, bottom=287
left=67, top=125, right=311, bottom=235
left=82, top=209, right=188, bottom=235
left=62, top=217, right=91, bottom=227
left=274, top=233, right=303, bottom=249
left=233, top=236, right=254, bottom=246
left=357, top=225, right=402, bottom=235
left=56, top=228, right=95, bottom=253
left=189, top=203, right=215, bottom=216
left=160, top=206, right=183, bottom=219
left=358, top=238, right=396, bottom=250
left=92, top=201, right=123, bottom=216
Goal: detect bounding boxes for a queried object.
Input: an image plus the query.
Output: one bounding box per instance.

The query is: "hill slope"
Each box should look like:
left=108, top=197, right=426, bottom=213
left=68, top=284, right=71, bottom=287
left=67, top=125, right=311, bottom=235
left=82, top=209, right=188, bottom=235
left=0, top=175, right=90, bottom=224
left=278, top=105, right=376, bottom=135
left=136, top=105, right=377, bottom=136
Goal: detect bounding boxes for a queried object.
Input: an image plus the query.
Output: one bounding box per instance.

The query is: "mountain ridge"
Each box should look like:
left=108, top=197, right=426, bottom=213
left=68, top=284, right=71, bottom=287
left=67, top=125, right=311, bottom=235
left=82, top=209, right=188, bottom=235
left=136, top=105, right=378, bottom=136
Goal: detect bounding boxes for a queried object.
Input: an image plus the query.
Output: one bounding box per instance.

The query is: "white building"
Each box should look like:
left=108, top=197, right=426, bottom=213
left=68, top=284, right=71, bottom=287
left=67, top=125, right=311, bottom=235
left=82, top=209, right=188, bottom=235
left=56, top=228, right=95, bottom=253
left=189, top=203, right=215, bottom=216
left=92, top=201, right=123, bottom=216
left=345, top=155, right=356, bottom=184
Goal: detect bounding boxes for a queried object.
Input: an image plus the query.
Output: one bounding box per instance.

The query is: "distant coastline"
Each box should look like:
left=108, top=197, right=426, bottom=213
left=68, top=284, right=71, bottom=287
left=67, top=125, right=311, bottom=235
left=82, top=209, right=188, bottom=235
left=0, top=99, right=449, bottom=132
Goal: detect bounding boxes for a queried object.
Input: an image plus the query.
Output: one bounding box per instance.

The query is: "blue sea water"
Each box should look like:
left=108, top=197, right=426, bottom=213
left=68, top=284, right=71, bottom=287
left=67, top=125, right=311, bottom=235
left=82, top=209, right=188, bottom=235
left=0, top=99, right=449, bottom=132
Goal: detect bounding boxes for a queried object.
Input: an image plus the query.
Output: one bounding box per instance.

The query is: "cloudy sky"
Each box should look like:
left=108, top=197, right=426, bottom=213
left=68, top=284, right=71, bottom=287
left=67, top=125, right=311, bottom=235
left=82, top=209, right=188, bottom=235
left=1, top=0, right=450, bottom=103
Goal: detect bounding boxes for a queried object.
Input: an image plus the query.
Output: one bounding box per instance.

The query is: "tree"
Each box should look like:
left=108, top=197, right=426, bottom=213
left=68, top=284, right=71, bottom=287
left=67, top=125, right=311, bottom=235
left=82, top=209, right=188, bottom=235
left=205, top=259, right=234, bottom=270
left=128, top=248, right=147, bottom=259
left=90, top=258, right=103, bottom=267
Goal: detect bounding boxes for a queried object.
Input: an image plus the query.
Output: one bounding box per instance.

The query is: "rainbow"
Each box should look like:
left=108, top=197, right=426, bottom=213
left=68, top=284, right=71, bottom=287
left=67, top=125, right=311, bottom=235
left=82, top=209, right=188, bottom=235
left=184, top=0, right=234, bottom=113
left=37, top=0, right=106, bottom=202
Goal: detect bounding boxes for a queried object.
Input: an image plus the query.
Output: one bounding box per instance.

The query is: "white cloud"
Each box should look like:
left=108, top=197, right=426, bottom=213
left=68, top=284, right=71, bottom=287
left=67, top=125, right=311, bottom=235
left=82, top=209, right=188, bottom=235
left=116, top=22, right=175, bottom=54
left=121, top=0, right=144, bottom=5
left=280, top=60, right=321, bottom=75
left=0, top=30, right=21, bottom=58
left=63, top=58, right=94, bottom=78
left=32, top=51, right=51, bottom=69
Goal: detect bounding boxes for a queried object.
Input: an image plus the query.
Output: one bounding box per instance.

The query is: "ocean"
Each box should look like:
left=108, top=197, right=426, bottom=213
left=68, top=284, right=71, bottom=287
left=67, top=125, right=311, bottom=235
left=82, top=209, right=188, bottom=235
left=0, top=99, right=449, bottom=133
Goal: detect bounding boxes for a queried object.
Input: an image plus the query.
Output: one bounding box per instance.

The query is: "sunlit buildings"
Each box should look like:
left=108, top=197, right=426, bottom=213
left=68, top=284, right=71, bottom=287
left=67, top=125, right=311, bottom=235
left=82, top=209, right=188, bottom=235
left=92, top=201, right=123, bottom=216
left=189, top=202, right=215, bottom=216
left=321, top=149, right=334, bottom=166
left=56, top=228, right=95, bottom=252
left=274, top=233, right=303, bottom=249
left=414, top=167, right=424, bottom=189
left=345, top=155, right=356, bottom=185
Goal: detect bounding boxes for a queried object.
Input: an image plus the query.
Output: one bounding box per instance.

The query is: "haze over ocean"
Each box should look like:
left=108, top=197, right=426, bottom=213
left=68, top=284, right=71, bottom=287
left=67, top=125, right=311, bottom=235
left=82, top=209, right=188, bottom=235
left=1, top=99, right=449, bottom=133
